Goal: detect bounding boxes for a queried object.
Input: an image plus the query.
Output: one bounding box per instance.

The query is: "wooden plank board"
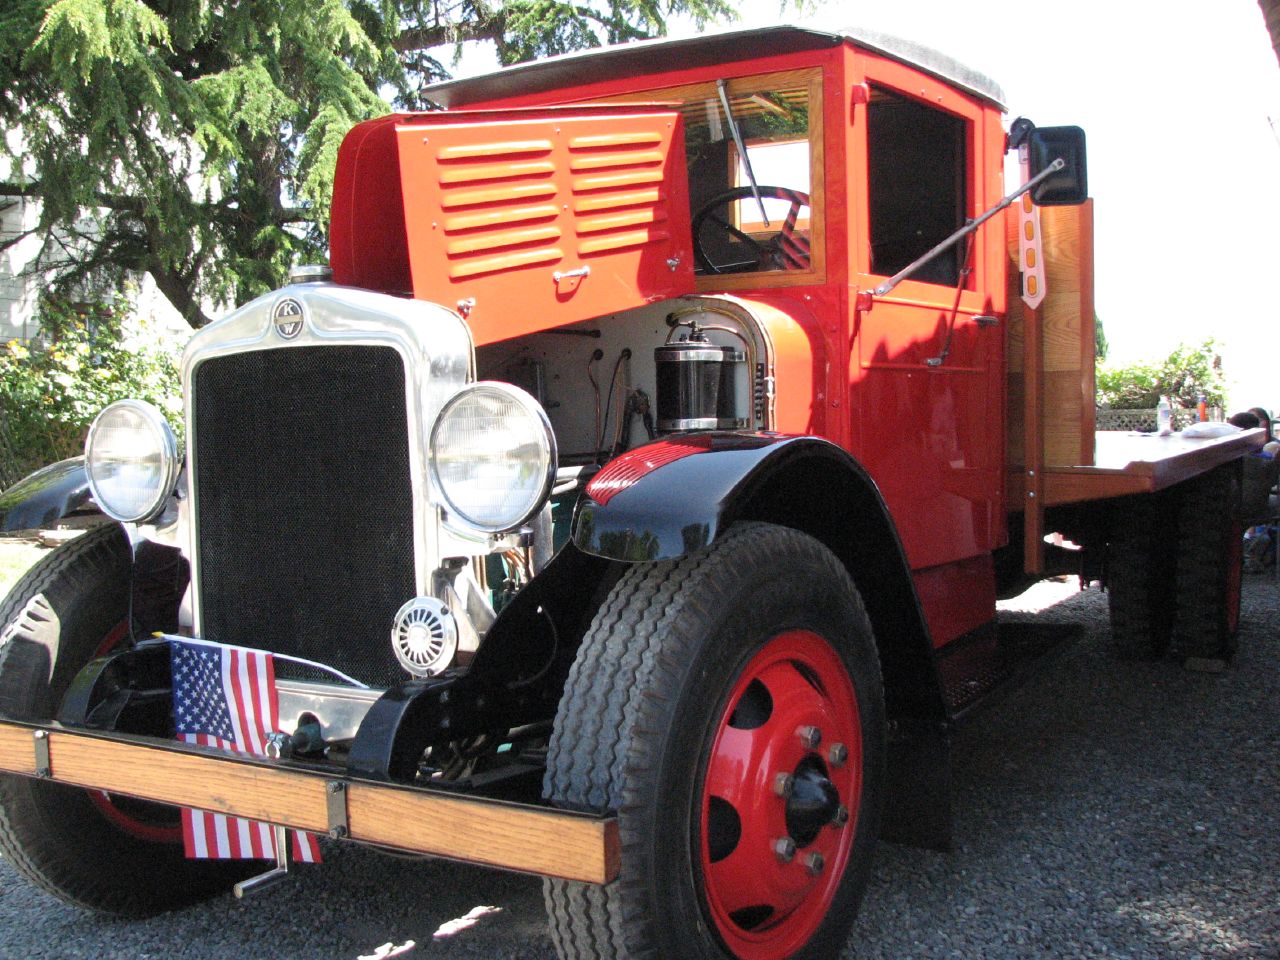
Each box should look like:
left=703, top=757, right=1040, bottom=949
left=1022, top=294, right=1044, bottom=572
left=349, top=783, right=620, bottom=883
left=0, top=724, right=32, bottom=775
left=50, top=735, right=329, bottom=831
left=1007, top=428, right=1265, bottom=507
left=1005, top=200, right=1095, bottom=470
left=0, top=720, right=618, bottom=884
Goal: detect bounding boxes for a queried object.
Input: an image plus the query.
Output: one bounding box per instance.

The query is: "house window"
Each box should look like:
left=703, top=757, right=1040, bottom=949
left=867, top=85, right=968, bottom=286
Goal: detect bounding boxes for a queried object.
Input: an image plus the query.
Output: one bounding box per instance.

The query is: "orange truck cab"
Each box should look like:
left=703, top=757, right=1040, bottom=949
left=0, top=25, right=1260, bottom=960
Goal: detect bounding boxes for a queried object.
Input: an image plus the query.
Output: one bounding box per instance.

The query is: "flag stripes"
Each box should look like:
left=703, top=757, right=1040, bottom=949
left=171, top=639, right=320, bottom=863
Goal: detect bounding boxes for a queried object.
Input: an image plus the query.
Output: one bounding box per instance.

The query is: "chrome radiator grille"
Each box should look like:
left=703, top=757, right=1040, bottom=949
left=192, top=345, right=415, bottom=687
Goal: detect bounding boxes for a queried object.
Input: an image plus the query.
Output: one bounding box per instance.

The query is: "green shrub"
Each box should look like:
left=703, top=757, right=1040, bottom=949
left=1096, top=361, right=1161, bottom=409
left=0, top=294, right=182, bottom=486
left=1096, top=339, right=1226, bottom=412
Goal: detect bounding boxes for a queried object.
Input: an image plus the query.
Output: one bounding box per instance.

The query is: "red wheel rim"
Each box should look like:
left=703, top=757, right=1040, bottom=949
left=699, top=630, right=861, bottom=959
left=86, top=619, right=183, bottom=844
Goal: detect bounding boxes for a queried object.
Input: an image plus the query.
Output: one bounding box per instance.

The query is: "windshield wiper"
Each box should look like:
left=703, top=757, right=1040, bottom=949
left=716, top=79, right=769, bottom=228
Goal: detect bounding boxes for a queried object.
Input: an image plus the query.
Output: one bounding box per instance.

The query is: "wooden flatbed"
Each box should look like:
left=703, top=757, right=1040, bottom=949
left=1006, top=202, right=1262, bottom=567
left=1017, top=428, right=1267, bottom=507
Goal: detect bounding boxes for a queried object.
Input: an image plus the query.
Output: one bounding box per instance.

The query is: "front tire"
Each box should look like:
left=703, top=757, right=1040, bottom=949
left=543, top=523, right=885, bottom=959
left=0, top=524, right=242, bottom=915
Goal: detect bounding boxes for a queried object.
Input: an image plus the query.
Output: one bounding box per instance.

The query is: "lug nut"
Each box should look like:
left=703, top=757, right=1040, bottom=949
left=796, top=725, right=822, bottom=749
left=805, top=852, right=825, bottom=876
left=828, top=742, right=848, bottom=767
left=831, top=804, right=850, bottom=828
left=772, top=837, right=796, bottom=863
left=773, top=773, right=795, bottom=798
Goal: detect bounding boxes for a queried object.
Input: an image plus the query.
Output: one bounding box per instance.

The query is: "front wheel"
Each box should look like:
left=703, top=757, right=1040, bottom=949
left=0, top=524, right=243, bottom=915
left=543, top=523, right=885, bottom=959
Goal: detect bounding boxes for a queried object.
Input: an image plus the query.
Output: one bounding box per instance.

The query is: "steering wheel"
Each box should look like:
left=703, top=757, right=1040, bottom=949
left=691, top=185, right=811, bottom=275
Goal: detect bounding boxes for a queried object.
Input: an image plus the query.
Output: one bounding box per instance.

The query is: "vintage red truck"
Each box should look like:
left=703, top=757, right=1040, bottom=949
left=0, top=24, right=1259, bottom=960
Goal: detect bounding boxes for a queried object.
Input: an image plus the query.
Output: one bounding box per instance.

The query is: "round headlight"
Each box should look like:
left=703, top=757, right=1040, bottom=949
left=430, top=382, right=557, bottom=533
left=85, top=399, right=180, bottom=523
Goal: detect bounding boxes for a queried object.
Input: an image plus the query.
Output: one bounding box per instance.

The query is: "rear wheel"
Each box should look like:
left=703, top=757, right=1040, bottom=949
left=1105, top=492, right=1176, bottom=659
left=0, top=524, right=243, bottom=915
left=1170, top=462, right=1242, bottom=662
left=543, top=523, right=884, bottom=959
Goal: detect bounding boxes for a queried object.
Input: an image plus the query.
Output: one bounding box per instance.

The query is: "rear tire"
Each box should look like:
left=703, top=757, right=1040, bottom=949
left=1105, top=492, right=1176, bottom=659
left=0, top=524, right=243, bottom=916
left=542, top=523, right=885, bottom=960
left=1170, top=462, right=1242, bottom=662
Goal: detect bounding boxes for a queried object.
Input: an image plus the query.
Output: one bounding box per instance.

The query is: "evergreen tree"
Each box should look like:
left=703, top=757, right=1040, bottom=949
left=1, top=1, right=738, bottom=327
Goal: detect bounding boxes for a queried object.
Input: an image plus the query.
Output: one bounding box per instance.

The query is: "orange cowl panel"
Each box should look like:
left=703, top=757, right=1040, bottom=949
left=387, top=104, right=695, bottom=344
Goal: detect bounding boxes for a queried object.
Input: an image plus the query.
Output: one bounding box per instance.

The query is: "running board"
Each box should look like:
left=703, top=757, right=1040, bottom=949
left=938, top=619, right=1082, bottom=723
left=0, top=719, right=618, bottom=885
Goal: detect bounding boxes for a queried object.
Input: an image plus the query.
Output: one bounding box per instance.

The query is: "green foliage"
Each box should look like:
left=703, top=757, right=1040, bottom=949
left=0, top=293, right=181, bottom=478
left=1, top=0, right=755, bottom=329
left=1096, top=339, right=1227, bottom=412
left=1158, top=340, right=1228, bottom=410
left=1094, top=314, right=1107, bottom=363
left=1096, top=361, right=1160, bottom=409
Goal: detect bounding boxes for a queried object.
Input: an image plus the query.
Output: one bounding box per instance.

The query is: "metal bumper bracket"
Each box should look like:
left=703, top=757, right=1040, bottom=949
left=326, top=780, right=349, bottom=840
left=32, top=730, right=50, bottom=778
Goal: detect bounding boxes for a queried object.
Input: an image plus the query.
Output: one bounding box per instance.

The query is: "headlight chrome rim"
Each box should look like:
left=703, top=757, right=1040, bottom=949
left=85, top=399, right=180, bottom=523
left=429, top=381, right=557, bottom=534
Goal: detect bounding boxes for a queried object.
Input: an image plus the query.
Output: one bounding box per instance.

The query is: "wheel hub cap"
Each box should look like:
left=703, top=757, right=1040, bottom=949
left=785, top=757, right=840, bottom=847
left=699, top=630, right=862, bottom=959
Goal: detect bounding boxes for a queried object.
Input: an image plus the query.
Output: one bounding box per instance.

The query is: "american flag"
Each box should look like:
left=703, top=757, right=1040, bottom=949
left=170, top=638, right=320, bottom=862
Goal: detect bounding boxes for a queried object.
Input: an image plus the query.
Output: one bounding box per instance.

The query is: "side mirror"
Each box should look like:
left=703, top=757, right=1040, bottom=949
left=1029, top=126, right=1087, bottom=205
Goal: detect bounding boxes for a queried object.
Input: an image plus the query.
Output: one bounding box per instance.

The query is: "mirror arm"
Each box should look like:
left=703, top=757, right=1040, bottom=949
left=717, top=79, right=770, bottom=228
left=871, top=158, right=1064, bottom=298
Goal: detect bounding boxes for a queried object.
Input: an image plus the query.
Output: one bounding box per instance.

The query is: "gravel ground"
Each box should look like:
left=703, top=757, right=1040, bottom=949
left=0, top=576, right=1277, bottom=959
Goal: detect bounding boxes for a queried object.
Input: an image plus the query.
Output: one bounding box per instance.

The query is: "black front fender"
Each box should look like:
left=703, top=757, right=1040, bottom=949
left=573, top=433, right=868, bottom=562
left=0, top=457, right=96, bottom=532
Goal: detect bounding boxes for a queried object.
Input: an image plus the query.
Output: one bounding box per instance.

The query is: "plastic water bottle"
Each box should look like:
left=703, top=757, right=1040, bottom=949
left=1157, top=397, right=1173, bottom=436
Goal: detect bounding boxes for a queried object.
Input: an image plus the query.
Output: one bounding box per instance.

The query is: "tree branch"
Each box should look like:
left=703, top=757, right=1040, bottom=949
left=393, top=12, right=507, bottom=53
left=147, top=259, right=213, bottom=329
left=0, top=226, right=38, bottom=255
left=3, top=180, right=309, bottom=227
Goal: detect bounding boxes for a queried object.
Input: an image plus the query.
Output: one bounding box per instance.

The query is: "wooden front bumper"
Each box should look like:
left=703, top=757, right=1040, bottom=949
left=0, top=719, right=618, bottom=885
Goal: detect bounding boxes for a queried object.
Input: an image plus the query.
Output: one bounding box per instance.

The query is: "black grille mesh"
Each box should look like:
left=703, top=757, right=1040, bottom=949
left=193, top=345, right=414, bottom=686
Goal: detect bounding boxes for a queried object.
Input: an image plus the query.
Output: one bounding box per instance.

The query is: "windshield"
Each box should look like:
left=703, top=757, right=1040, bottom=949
left=598, top=69, right=822, bottom=282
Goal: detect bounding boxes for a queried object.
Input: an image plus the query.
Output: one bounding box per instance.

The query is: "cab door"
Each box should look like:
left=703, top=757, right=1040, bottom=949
left=848, top=57, right=1007, bottom=573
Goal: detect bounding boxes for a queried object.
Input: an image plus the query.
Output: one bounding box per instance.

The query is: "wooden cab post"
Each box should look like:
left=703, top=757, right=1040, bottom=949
left=1005, top=200, right=1097, bottom=571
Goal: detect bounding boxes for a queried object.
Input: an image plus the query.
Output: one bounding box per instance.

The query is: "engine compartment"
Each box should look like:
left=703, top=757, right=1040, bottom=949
left=476, top=295, right=773, bottom=470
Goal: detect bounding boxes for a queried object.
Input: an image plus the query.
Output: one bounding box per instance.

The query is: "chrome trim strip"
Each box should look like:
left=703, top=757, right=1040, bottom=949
left=275, top=680, right=384, bottom=742
left=658, top=417, right=719, bottom=431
